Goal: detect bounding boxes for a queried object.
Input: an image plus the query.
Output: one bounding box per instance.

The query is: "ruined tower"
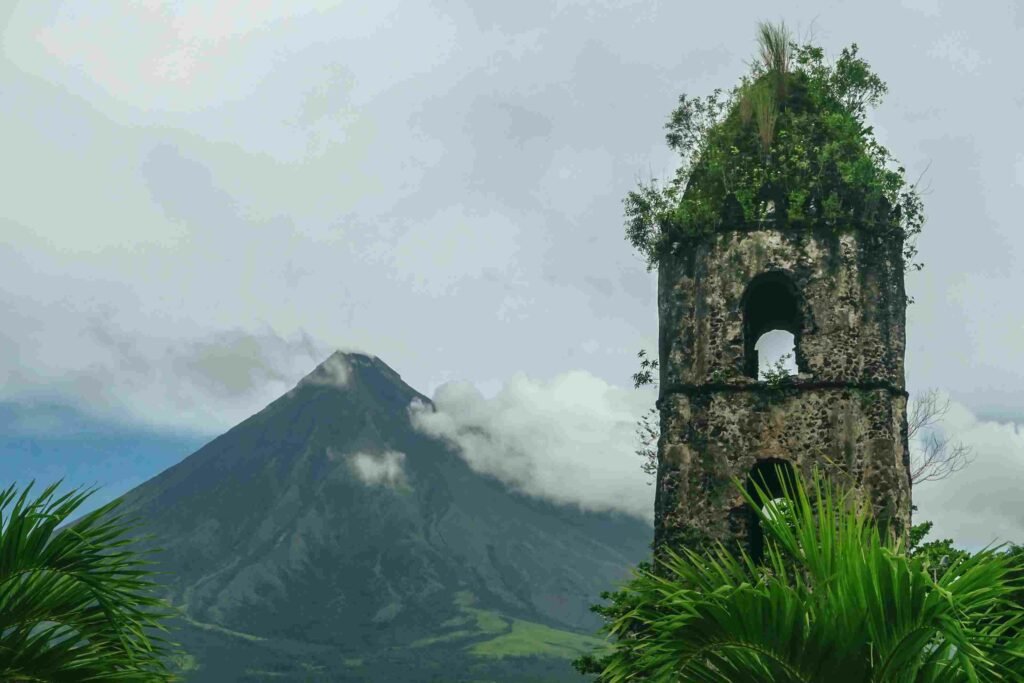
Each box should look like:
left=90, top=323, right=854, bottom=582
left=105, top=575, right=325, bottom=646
left=655, top=214, right=912, bottom=560
left=653, top=91, right=913, bottom=562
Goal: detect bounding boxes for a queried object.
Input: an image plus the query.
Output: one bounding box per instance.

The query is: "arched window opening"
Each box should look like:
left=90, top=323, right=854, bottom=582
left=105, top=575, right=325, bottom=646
left=755, top=330, right=798, bottom=381
left=746, top=459, right=798, bottom=563
left=742, top=272, right=804, bottom=379
left=756, top=182, right=787, bottom=225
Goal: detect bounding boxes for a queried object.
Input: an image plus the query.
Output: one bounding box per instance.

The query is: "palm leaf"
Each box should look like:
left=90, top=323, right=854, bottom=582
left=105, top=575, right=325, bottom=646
left=594, top=466, right=1024, bottom=681
left=0, top=479, right=185, bottom=681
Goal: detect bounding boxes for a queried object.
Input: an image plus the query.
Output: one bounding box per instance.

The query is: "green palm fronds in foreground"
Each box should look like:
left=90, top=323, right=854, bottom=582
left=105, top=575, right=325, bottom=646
left=591, top=467, right=1024, bottom=682
left=0, top=480, right=184, bottom=682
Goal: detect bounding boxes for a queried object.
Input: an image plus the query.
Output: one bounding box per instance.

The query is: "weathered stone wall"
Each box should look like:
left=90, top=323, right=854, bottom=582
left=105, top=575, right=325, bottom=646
left=655, top=387, right=910, bottom=557
left=655, top=224, right=911, bottom=560
left=658, top=226, right=906, bottom=387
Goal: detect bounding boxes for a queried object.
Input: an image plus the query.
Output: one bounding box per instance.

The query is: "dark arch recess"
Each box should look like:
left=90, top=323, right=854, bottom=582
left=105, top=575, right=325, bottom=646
left=746, top=458, right=799, bottom=563
left=741, top=271, right=807, bottom=378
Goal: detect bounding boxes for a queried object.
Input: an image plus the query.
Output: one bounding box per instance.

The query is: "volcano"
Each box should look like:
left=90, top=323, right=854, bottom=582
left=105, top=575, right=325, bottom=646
left=65, top=352, right=651, bottom=681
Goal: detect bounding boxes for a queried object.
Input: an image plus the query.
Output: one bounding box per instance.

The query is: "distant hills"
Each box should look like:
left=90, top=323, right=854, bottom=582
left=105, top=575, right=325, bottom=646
left=62, top=351, right=652, bottom=681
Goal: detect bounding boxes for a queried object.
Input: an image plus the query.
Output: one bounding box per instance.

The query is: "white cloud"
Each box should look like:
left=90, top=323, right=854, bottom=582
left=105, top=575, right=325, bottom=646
left=927, top=32, right=987, bottom=74
left=407, top=378, right=1024, bottom=549
left=534, top=146, right=614, bottom=217
left=495, top=293, right=534, bottom=323
left=19, top=0, right=413, bottom=111
left=298, top=354, right=351, bottom=389
left=0, top=302, right=338, bottom=436
left=409, top=371, right=656, bottom=523
left=367, top=205, right=523, bottom=297
left=912, top=393, right=1024, bottom=551
left=344, top=449, right=409, bottom=488
left=900, top=0, right=942, bottom=17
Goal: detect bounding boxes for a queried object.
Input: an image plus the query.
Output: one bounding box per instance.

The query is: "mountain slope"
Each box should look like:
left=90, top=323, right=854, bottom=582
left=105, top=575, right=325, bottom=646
left=64, top=352, right=651, bottom=681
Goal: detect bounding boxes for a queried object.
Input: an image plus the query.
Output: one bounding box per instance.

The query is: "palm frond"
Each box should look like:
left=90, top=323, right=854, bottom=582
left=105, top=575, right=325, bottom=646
left=0, top=479, right=184, bottom=681
left=594, top=466, right=1024, bottom=682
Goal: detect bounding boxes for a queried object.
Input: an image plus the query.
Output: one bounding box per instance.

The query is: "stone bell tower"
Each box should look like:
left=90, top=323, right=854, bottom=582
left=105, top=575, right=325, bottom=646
left=653, top=186, right=913, bottom=562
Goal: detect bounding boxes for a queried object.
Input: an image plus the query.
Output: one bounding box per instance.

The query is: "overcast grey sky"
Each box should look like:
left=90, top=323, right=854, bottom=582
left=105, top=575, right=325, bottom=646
left=2, top=0, right=1022, bottom=550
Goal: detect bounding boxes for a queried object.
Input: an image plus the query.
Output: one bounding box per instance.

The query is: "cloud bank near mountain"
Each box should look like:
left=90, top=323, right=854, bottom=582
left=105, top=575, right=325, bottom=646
left=347, top=449, right=409, bottom=489
left=410, top=377, right=1024, bottom=549
left=410, top=370, right=656, bottom=524
left=298, top=353, right=352, bottom=389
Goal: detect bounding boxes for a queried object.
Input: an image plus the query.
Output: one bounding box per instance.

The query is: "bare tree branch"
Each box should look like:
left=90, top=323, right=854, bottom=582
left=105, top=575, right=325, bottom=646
left=635, top=407, right=658, bottom=484
left=632, top=350, right=660, bottom=481
left=908, top=387, right=945, bottom=440
left=908, top=388, right=974, bottom=484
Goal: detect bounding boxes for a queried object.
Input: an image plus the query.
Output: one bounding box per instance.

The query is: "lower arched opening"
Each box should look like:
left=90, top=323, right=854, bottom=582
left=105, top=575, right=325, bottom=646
left=747, top=458, right=798, bottom=563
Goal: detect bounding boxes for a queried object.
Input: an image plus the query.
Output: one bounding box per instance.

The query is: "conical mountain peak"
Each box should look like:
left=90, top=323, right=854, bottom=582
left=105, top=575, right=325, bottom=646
left=291, top=350, right=431, bottom=412
left=59, top=350, right=649, bottom=681
left=295, top=350, right=363, bottom=389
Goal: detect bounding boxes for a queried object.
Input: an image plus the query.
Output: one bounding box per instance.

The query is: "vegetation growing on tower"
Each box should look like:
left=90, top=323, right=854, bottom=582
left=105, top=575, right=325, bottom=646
left=624, top=22, right=927, bottom=276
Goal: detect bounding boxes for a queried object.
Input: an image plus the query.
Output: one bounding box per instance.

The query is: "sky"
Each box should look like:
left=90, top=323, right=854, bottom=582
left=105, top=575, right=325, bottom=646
left=2, top=0, right=1023, bottom=552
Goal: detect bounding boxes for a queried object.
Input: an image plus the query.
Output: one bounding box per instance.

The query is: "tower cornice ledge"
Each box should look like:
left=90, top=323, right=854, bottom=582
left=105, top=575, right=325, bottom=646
left=660, top=219, right=903, bottom=247
left=656, top=380, right=908, bottom=409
